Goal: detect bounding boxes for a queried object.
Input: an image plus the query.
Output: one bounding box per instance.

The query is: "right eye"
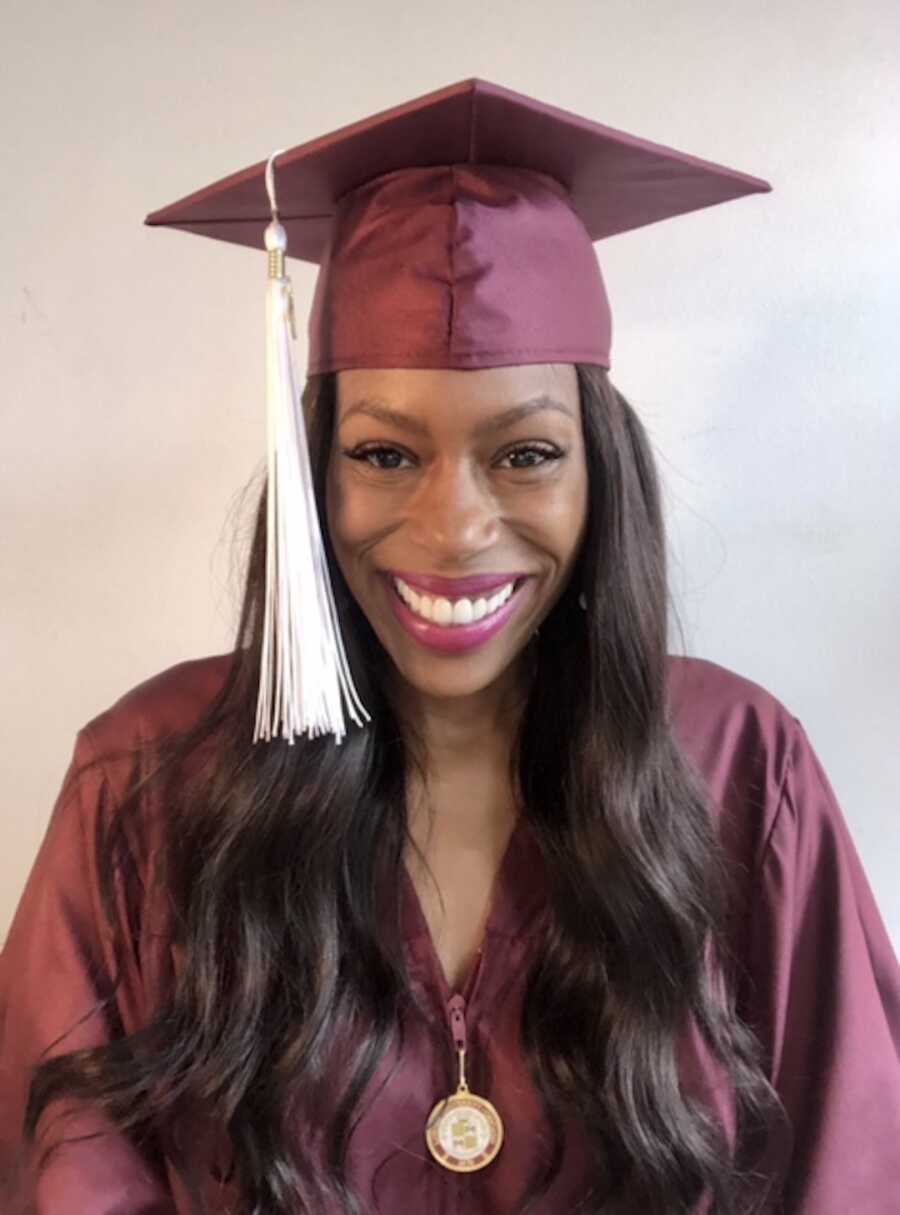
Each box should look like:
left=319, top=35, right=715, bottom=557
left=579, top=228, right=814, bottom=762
left=342, top=444, right=415, bottom=471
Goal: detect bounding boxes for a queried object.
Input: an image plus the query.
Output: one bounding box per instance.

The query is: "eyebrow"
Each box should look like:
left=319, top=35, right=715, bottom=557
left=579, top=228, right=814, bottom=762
left=339, top=393, right=574, bottom=437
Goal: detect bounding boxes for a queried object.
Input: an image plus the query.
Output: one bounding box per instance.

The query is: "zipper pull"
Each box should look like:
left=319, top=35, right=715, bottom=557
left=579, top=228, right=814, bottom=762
left=425, top=990, right=504, bottom=1170
left=446, top=993, right=469, bottom=1088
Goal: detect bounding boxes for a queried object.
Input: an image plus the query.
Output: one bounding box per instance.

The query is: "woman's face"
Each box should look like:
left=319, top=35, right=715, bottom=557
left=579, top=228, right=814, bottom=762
left=327, top=364, right=588, bottom=704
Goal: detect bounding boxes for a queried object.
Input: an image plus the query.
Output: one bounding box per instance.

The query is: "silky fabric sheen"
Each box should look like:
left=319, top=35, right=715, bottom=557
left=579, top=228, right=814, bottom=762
left=2, top=653, right=900, bottom=1212
left=307, top=165, right=612, bottom=373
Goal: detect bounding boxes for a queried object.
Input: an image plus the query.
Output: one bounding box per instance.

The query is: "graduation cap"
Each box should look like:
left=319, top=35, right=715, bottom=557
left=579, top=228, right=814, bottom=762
left=145, top=78, right=771, bottom=745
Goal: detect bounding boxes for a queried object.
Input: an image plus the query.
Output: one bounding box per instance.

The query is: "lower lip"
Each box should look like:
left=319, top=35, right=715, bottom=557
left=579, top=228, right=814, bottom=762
left=384, top=577, right=531, bottom=654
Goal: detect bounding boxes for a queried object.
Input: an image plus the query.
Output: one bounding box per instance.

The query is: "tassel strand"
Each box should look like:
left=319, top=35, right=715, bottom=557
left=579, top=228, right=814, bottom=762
left=253, top=153, right=369, bottom=745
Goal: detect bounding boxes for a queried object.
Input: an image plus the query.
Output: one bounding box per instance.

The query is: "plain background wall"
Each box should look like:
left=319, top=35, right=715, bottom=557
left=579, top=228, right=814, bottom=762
left=2, top=0, right=898, bottom=946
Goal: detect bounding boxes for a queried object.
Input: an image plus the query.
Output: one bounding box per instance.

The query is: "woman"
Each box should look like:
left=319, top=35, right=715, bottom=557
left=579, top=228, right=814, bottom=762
left=2, top=79, right=899, bottom=1215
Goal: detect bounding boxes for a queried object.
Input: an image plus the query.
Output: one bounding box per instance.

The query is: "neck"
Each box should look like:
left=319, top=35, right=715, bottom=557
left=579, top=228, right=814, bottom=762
left=390, top=656, right=530, bottom=773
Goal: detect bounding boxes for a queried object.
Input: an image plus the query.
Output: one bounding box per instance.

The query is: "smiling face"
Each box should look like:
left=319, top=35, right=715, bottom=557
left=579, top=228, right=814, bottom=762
left=327, top=364, right=587, bottom=706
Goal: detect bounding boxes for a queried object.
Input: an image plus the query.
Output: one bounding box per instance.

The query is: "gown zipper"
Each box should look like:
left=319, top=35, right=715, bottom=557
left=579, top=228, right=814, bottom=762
left=429, top=945, right=504, bottom=1205
left=447, top=958, right=478, bottom=1215
left=448, top=990, right=469, bottom=1215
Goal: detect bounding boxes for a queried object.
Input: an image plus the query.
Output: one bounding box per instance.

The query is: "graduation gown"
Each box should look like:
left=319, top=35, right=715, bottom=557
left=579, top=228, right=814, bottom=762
left=2, top=652, right=899, bottom=1213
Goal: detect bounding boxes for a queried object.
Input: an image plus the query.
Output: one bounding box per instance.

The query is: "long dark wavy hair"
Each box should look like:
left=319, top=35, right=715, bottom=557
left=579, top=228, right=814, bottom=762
left=22, top=365, right=786, bottom=1214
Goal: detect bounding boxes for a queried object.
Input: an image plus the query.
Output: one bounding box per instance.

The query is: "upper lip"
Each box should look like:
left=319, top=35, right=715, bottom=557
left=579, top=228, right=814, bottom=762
left=385, top=570, right=528, bottom=597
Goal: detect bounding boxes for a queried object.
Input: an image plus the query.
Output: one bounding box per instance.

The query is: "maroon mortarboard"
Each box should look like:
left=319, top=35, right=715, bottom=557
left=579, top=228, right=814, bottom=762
left=146, top=76, right=770, bottom=373
left=145, top=78, right=771, bottom=747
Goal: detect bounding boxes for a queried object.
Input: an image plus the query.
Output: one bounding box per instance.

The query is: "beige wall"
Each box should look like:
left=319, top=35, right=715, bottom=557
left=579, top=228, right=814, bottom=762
left=3, top=0, right=898, bottom=944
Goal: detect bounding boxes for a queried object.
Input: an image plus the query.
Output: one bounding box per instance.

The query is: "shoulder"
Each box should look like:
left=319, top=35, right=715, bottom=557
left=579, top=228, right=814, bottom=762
left=666, top=653, right=797, bottom=757
left=79, top=650, right=237, bottom=757
left=62, top=650, right=238, bottom=821
left=665, top=654, right=801, bottom=867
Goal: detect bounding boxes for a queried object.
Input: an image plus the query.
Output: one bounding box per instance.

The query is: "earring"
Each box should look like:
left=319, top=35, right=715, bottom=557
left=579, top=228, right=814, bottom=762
left=578, top=591, right=587, bottom=611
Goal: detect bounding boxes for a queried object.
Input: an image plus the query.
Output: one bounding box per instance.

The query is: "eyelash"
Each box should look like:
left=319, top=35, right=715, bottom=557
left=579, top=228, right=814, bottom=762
left=342, top=442, right=566, bottom=472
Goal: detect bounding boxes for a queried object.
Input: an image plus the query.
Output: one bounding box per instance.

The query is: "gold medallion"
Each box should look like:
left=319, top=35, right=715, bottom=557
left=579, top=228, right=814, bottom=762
left=425, top=1088, right=504, bottom=1171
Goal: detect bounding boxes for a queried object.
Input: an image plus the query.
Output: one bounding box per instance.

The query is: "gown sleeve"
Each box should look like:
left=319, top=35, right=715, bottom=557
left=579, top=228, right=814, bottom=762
left=0, top=727, right=176, bottom=1214
left=747, top=717, right=900, bottom=1212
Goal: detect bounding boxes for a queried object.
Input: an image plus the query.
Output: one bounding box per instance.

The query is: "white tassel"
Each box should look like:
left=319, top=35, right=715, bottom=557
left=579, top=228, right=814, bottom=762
left=253, top=153, right=370, bottom=745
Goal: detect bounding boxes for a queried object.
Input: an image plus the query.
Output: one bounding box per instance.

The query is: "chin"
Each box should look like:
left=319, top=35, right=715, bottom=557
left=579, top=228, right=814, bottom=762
left=386, top=641, right=528, bottom=704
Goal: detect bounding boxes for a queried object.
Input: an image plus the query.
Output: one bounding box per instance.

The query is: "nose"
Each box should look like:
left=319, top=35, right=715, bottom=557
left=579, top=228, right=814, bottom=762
left=406, top=457, right=499, bottom=563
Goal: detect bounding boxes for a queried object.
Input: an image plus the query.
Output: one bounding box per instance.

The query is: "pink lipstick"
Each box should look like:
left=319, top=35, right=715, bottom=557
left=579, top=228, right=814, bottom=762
left=383, top=571, right=532, bottom=654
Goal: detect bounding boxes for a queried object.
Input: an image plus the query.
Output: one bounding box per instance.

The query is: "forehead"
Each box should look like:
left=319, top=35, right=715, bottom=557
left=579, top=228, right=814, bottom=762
left=335, top=365, right=580, bottom=426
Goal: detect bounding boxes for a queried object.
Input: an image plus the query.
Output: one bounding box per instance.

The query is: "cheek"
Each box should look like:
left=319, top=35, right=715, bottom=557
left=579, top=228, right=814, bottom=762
left=522, top=469, right=588, bottom=558
left=326, top=467, right=387, bottom=563
left=568, top=473, right=590, bottom=553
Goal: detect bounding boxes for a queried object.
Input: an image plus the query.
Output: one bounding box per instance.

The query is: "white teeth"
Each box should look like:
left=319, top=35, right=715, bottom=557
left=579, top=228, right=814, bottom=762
left=452, top=598, right=474, bottom=625
left=434, top=597, right=453, bottom=625
left=393, top=578, right=517, bottom=627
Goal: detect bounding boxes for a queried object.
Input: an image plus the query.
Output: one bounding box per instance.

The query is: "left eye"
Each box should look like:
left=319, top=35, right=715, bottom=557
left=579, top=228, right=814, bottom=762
left=496, top=444, right=564, bottom=469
